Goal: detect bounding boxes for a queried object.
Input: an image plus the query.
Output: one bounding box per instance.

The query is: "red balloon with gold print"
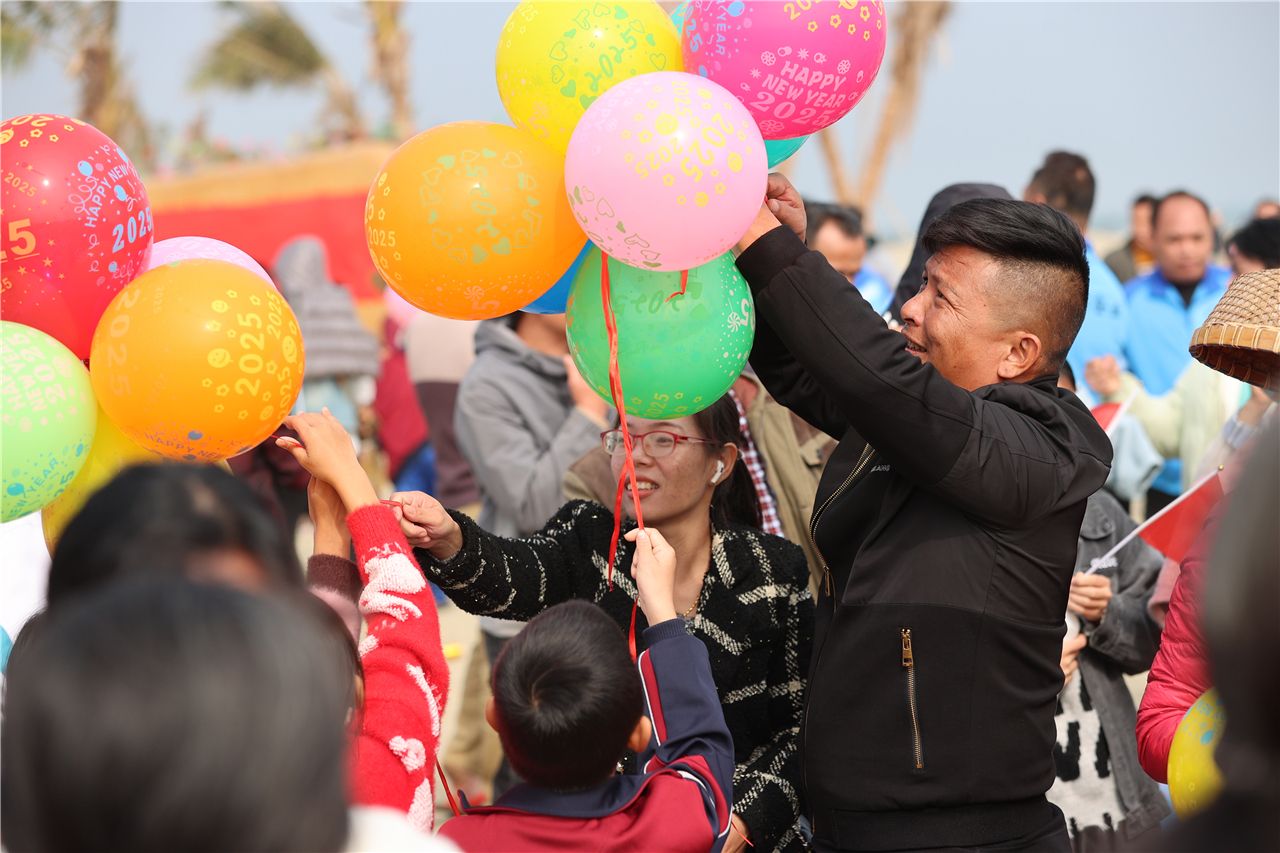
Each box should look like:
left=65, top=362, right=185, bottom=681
left=1, top=115, right=152, bottom=359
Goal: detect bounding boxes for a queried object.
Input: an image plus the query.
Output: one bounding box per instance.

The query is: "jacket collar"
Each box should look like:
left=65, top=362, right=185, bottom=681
left=462, top=772, right=657, bottom=820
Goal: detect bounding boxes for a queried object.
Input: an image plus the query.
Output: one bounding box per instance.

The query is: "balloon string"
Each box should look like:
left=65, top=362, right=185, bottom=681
left=436, top=760, right=461, bottom=817
left=600, top=251, right=645, bottom=662
left=665, top=268, right=689, bottom=303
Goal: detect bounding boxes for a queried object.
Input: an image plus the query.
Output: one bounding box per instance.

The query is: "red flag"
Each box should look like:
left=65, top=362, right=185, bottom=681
left=1090, top=393, right=1136, bottom=436
left=1088, top=471, right=1224, bottom=573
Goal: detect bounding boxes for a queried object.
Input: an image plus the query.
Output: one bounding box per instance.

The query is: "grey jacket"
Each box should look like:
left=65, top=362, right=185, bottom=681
left=1072, top=490, right=1173, bottom=839
left=454, top=320, right=603, bottom=540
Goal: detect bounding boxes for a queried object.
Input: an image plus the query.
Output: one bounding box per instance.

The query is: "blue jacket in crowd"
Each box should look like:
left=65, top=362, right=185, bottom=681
left=1065, top=243, right=1129, bottom=402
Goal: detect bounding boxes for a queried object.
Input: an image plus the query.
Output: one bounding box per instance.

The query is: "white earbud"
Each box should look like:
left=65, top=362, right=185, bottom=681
left=711, top=460, right=726, bottom=485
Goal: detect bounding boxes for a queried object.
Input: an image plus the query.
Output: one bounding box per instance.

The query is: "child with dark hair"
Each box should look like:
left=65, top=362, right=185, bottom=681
left=439, top=527, right=735, bottom=852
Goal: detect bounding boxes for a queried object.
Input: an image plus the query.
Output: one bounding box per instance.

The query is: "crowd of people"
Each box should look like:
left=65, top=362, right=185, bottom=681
left=2, top=148, right=1278, bottom=853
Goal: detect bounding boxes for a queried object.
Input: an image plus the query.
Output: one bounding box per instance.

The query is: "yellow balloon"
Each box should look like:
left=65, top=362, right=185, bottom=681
left=1168, top=689, right=1226, bottom=818
left=496, top=0, right=683, bottom=153
left=41, top=407, right=164, bottom=553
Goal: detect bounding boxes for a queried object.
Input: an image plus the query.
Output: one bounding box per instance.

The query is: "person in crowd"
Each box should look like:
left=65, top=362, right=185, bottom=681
left=1252, top=197, right=1280, bottom=220
left=1, top=579, right=357, bottom=853
left=1085, top=220, right=1280, bottom=493
left=887, top=182, right=1014, bottom=322
left=1051, top=369, right=1170, bottom=850
left=562, top=371, right=835, bottom=594
left=804, top=202, right=893, bottom=316
left=439, top=532, right=735, bottom=852
left=1136, top=267, right=1280, bottom=784
left=1104, top=194, right=1157, bottom=284
left=1024, top=151, right=1128, bottom=394
left=1153, top=419, right=1279, bottom=852
left=734, top=175, right=1110, bottom=852
left=393, top=392, right=813, bottom=853
left=1121, top=190, right=1231, bottom=513
left=452, top=312, right=610, bottom=797
left=376, top=311, right=434, bottom=496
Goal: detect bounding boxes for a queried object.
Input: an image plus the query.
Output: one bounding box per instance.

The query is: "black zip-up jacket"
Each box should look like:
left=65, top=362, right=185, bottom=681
left=736, top=227, right=1113, bottom=851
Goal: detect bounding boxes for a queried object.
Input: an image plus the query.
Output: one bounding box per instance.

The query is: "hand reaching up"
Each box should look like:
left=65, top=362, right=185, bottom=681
left=624, top=527, right=677, bottom=624
left=388, top=490, right=465, bottom=560
left=276, top=408, right=378, bottom=512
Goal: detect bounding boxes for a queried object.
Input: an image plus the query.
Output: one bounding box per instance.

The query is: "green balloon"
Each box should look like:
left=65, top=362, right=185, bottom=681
left=766, top=134, right=809, bottom=168
left=567, top=250, right=755, bottom=418
left=1, top=321, right=97, bottom=522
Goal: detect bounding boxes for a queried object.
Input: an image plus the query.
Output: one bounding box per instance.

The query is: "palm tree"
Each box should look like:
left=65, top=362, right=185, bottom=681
left=191, top=2, right=366, bottom=143
left=364, top=0, right=413, bottom=140
left=2, top=1, right=153, bottom=166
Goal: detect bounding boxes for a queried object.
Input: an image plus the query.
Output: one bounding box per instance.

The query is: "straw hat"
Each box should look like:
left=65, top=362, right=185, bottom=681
left=1189, top=268, right=1280, bottom=390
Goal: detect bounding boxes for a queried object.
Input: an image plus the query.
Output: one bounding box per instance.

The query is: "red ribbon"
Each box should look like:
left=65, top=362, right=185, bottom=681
left=665, top=268, right=689, bottom=303
left=600, top=252, right=646, bottom=660
left=436, top=759, right=461, bottom=816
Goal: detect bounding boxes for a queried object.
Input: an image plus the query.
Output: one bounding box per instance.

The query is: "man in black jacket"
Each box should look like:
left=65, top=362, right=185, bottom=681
left=734, top=176, right=1112, bottom=852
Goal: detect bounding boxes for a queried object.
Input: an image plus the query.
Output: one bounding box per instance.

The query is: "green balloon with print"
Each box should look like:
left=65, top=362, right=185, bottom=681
left=566, top=250, right=754, bottom=418
left=1, top=321, right=98, bottom=522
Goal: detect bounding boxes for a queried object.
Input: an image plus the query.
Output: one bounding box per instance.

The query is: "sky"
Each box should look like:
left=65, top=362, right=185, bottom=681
left=4, top=0, right=1278, bottom=237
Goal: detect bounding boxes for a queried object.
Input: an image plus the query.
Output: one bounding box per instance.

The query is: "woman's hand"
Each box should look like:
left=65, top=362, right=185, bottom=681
left=277, top=409, right=378, bottom=512
left=309, top=476, right=350, bottom=557
left=624, top=527, right=677, bottom=624
left=1060, top=632, right=1087, bottom=687
left=389, top=490, right=464, bottom=560
left=1068, top=573, right=1113, bottom=623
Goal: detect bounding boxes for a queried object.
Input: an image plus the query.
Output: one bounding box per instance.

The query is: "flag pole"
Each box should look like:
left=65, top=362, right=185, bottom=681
left=1086, top=468, right=1223, bottom=574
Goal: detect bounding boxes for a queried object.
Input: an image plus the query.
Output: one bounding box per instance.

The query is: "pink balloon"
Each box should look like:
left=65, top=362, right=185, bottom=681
left=383, top=286, right=420, bottom=329
left=146, top=237, right=274, bottom=286
left=564, top=71, right=767, bottom=272
left=682, top=0, right=887, bottom=139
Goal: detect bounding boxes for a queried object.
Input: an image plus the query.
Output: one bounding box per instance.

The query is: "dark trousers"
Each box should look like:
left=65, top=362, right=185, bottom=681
left=811, top=803, right=1071, bottom=853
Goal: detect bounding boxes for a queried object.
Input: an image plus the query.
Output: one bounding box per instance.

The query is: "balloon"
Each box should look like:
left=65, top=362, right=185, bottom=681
left=1168, top=689, right=1226, bottom=818
left=565, top=71, right=767, bottom=271
left=0, top=322, right=97, bottom=522
left=766, top=134, right=809, bottom=167
left=147, top=236, right=273, bottom=286
left=671, top=2, right=689, bottom=33
left=366, top=122, right=585, bottom=320
left=41, top=406, right=163, bottom=552
left=383, top=286, right=420, bottom=330
left=524, top=242, right=591, bottom=314
left=1, top=115, right=153, bottom=359
left=682, top=1, right=887, bottom=139
left=496, top=1, right=683, bottom=154
left=89, top=260, right=304, bottom=462
left=566, top=250, right=754, bottom=417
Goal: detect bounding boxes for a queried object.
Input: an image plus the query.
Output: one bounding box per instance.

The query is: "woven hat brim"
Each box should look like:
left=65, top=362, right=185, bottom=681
left=1190, top=322, right=1280, bottom=389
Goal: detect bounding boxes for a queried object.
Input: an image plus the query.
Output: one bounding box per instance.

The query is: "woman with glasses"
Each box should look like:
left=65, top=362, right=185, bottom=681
left=391, top=393, right=813, bottom=853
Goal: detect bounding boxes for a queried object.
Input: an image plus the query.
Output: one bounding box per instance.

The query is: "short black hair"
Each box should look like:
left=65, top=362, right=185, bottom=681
left=1, top=579, right=351, bottom=852
left=48, top=463, right=303, bottom=608
left=1152, top=190, right=1212, bottom=230
left=923, top=198, right=1089, bottom=371
left=804, top=201, right=866, bottom=246
left=1058, top=360, right=1077, bottom=391
left=492, top=600, right=644, bottom=790
left=1227, top=217, right=1280, bottom=269
left=1133, top=193, right=1158, bottom=209
left=1027, top=151, right=1095, bottom=222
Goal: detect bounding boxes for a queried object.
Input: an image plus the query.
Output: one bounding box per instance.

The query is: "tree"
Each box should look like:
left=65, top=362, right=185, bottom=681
left=364, top=0, right=413, bottom=140
left=2, top=1, right=154, bottom=167
left=191, top=2, right=366, bottom=143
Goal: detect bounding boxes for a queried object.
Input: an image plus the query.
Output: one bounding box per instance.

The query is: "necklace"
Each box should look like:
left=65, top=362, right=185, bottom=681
left=680, top=595, right=699, bottom=619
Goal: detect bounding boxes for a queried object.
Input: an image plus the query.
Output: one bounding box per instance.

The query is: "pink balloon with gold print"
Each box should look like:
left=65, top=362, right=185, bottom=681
left=564, top=71, right=766, bottom=272
left=682, top=0, right=887, bottom=139
left=147, top=237, right=274, bottom=287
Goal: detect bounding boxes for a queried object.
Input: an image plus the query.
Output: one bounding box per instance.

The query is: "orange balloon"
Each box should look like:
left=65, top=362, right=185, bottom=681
left=89, top=259, right=304, bottom=462
left=365, top=121, right=584, bottom=320
left=41, top=406, right=164, bottom=553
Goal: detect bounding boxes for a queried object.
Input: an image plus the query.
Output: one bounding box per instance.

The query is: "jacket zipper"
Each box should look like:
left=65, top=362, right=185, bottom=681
left=807, top=443, right=875, bottom=597
left=902, top=628, right=924, bottom=770
left=802, top=443, right=876, bottom=835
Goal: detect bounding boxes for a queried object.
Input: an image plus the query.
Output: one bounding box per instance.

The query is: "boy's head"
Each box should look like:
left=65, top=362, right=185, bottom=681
left=487, top=601, right=649, bottom=790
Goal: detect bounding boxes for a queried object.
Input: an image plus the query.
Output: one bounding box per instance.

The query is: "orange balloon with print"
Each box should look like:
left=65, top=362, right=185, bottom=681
left=89, top=259, right=305, bottom=462
left=41, top=406, right=164, bottom=553
left=365, top=121, right=584, bottom=320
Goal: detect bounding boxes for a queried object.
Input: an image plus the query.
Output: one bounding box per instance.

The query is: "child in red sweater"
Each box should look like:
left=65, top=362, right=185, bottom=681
left=438, top=527, right=735, bottom=852
left=277, top=409, right=450, bottom=833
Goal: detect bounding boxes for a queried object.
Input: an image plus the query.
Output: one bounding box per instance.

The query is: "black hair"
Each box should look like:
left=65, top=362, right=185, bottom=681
left=491, top=600, right=644, bottom=791
left=1227, top=218, right=1280, bottom=270
left=47, top=463, right=303, bottom=609
left=1151, top=189, right=1212, bottom=230
left=1027, top=151, right=1096, bottom=222
left=923, top=198, right=1089, bottom=371
left=692, top=393, right=762, bottom=530
left=0, top=578, right=351, bottom=853
left=804, top=201, right=866, bottom=246
left=1133, top=193, right=1158, bottom=209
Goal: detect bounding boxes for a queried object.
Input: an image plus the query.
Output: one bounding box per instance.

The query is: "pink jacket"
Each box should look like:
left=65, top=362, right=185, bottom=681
left=1135, top=510, right=1220, bottom=782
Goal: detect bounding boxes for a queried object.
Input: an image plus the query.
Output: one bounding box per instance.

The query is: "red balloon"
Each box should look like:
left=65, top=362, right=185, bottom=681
left=1, top=115, right=152, bottom=359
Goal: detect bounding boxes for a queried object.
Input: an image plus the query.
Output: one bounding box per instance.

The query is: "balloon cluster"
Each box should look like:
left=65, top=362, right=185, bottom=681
left=365, top=0, right=885, bottom=418
left=1, top=115, right=304, bottom=535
